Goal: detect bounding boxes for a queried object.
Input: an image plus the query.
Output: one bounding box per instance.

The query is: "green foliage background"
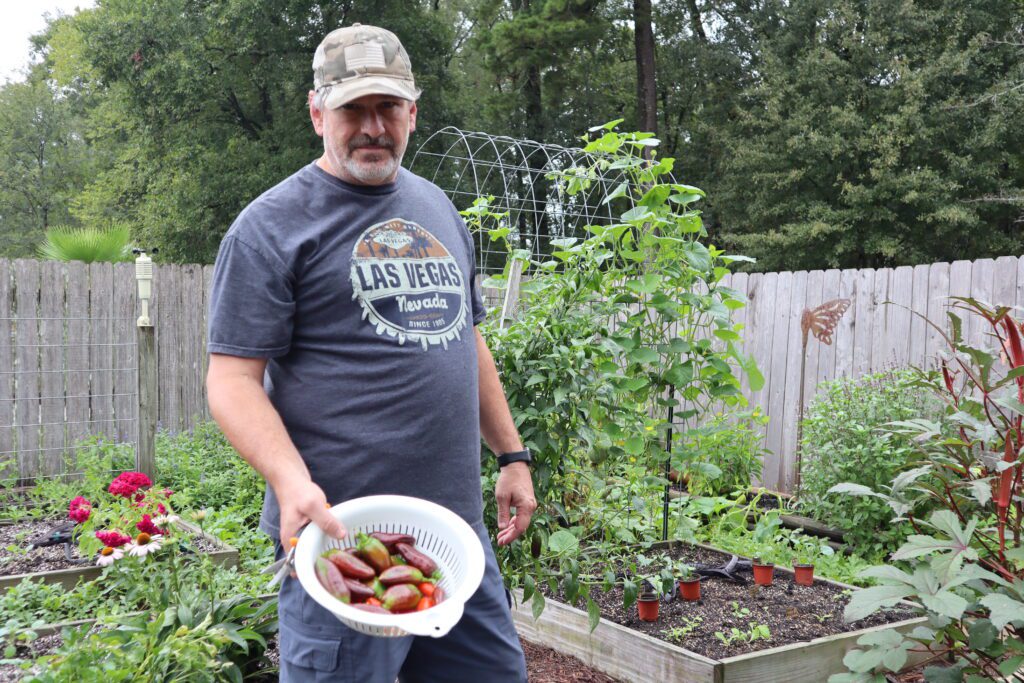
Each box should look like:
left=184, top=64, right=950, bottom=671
left=0, top=0, right=1022, bottom=269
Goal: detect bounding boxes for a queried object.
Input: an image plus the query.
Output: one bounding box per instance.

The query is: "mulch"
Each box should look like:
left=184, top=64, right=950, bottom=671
left=542, top=543, right=915, bottom=661
left=0, top=630, right=622, bottom=682
left=0, top=518, right=219, bottom=576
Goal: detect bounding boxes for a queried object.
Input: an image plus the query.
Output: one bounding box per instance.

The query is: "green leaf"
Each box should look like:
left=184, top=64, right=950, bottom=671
left=968, top=619, right=998, bottom=650
left=625, top=274, right=661, bottom=294
left=629, top=348, right=660, bottom=364
left=682, top=242, right=712, bottom=272
left=919, top=590, right=968, bottom=620
left=844, top=585, right=914, bottom=622
left=999, top=656, right=1024, bottom=677
left=532, top=590, right=546, bottom=621
left=548, top=530, right=579, bottom=556
left=666, top=363, right=694, bottom=387
left=522, top=574, right=535, bottom=603
left=980, top=593, right=1024, bottom=630
left=525, top=373, right=546, bottom=387
left=587, top=598, right=601, bottom=632
left=622, top=579, right=638, bottom=611
left=624, top=435, right=646, bottom=456
left=924, top=665, right=963, bottom=683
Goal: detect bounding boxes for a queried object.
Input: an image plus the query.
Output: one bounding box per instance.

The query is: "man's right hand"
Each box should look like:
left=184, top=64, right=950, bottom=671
left=276, top=479, right=348, bottom=550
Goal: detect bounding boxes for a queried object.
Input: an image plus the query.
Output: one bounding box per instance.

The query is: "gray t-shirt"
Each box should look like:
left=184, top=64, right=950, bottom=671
left=207, top=162, right=487, bottom=537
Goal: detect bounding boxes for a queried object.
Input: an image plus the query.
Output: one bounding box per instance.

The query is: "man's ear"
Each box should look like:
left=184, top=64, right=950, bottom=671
left=408, top=101, right=417, bottom=133
left=309, top=91, right=325, bottom=136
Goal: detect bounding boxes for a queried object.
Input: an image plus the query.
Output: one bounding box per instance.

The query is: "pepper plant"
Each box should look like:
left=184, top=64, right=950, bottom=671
left=829, top=300, right=1024, bottom=683
left=473, top=122, right=762, bottom=624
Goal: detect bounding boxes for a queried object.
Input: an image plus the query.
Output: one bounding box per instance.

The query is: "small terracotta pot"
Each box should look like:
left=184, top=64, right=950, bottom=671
left=793, top=563, right=814, bottom=586
left=752, top=561, right=775, bottom=586
left=637, top=594, right=660, bottom=622
left=678, top=577, right=701, bottom=601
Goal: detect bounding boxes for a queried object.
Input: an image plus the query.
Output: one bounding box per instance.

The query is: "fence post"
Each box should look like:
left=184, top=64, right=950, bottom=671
left=134, top=251, right=157, bottom=480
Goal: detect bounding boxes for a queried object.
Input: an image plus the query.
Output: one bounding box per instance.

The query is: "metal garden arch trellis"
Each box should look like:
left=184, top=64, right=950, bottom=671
left=409, top=126, right=649, bottom=275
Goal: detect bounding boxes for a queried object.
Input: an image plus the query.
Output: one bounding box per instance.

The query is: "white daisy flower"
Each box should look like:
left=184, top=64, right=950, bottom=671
left=127, top=533, right=164, bottom=558
left=153, top=514, right=180, bottom=526
left=96, top=547, right=124, bottom=566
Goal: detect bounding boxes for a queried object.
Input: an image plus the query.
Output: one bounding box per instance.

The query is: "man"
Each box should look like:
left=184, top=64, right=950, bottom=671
left=205, top=24, right=534, bottom=682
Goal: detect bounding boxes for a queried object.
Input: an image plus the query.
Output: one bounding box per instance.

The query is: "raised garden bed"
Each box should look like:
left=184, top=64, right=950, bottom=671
left=0, top=517, right=237, bottom=591
left=514, top=540, right=926, bottom=683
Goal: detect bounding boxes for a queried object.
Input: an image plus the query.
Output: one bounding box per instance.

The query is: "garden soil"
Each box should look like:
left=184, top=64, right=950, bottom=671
left=0, top=518, right=219, bottom=576
left=542, top=543, right=915, bottom=661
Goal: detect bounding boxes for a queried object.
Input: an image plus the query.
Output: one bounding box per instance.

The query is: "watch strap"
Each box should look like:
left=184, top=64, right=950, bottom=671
left=497, top=448, right=532, bottom=468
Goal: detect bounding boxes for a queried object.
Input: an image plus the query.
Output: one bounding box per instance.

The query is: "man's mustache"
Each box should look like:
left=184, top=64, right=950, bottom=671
left=349, top=135, right=396, bottom=153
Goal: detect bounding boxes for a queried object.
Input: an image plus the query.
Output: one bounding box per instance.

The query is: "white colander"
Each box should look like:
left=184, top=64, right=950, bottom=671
left=295, top=494, right=486, bottom=638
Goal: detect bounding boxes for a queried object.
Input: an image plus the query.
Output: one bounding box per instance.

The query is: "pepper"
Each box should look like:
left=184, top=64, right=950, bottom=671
left=378, top=565, right=425, bottom=586
left=390, top=554, right=407, bottom=565
left=315, top=557, right=351, bottom=604
left=416, top=596, right=434, bottom=611
left=382, top=583, right=422, bottom=613
left=395, top=542, right=438, bottom=576
left=368, top=577, right=386, bottom=599
left=356, top=533, right=392, bottom=573
left=344, top=577, right=377, bottom=602
left=418, top=582, right=435, bottom=597
left=433, top=585, right=445, bottom=604
left=370, top=531, right=417, bottom=552
left=352, top=603, right=391, bottom=614
left=323, top=549, right=376, bottom=580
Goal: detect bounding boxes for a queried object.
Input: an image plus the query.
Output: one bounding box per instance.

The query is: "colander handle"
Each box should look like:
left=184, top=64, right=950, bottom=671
left=399, top=601, right=466, bottom=638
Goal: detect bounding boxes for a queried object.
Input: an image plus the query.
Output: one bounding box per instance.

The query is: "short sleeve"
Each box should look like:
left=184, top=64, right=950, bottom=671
left=207, top=235, right=295, bottom=358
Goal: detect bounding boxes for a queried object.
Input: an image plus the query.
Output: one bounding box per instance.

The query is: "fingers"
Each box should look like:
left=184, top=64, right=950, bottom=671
left=311, top=503, right=347, bottom=540
left=496, top=488, right=512, bottom=532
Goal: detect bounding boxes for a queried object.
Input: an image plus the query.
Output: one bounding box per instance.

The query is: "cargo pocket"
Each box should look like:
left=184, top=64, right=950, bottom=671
left=279, top=626, right=344, bottom=674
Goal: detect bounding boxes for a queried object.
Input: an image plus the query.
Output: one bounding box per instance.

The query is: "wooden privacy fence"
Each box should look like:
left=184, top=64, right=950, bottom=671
left=725, top=255, right=1024, bottom=493
left=2, top=255, right=1023, bottom=488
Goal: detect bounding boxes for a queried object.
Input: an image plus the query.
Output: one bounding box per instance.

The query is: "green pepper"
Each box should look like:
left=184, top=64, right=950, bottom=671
left=356, top=533, right=392, bottom=574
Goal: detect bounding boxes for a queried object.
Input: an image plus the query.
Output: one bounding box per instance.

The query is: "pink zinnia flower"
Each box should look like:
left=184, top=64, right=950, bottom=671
left=95, top=530, right=132, bottom=548
left=157, top=503, right=167, bottom=515
left=107, top=471, right=152, bottom=498
left=136, top=514, right=163, bottom=536
left=68, top=496, right=92, bottom=524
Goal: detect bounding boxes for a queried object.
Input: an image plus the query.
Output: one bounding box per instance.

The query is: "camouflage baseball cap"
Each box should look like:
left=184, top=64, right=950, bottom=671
left=312, top=24, right=421, bottom=109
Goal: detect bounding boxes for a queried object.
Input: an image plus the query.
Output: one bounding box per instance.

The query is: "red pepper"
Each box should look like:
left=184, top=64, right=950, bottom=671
left=370, top=531, right=417, bottom=552
left=315, top=557, right=351, bottom=604
left=416, top=596, right=434, bottom=611
left=418, top=582, right=435, bottom=597
left=323, top=549, right=375, bottom=580
left=395, top=542, right=438, bottom=576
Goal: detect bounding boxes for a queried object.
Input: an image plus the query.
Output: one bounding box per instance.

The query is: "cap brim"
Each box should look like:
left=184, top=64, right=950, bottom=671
left=322, top=77, right=420, bottom=109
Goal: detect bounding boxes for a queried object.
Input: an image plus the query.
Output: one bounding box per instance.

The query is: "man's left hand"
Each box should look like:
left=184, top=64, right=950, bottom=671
left=495, top=462, right=536, bottom=546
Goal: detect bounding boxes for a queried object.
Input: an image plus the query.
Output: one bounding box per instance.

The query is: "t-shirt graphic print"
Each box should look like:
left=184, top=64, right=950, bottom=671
left=350, top=218, right=470, bottom=350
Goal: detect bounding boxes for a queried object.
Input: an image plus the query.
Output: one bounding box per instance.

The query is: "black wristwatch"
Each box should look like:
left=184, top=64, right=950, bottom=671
left=497, top=448, right=532, bottom=468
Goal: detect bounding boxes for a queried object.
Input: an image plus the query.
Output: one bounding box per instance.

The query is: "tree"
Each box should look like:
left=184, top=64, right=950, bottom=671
left=0, top=73, right=91, bottom=258
left=709, top=0, right=1024, bottom=270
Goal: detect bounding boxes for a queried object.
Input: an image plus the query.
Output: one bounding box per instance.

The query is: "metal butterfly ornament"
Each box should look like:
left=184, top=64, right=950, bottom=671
left=801, top=299, right=851, bottom=347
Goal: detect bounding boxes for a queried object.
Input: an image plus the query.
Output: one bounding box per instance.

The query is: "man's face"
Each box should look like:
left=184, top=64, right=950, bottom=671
left=309, top=92, right=417, bottom=186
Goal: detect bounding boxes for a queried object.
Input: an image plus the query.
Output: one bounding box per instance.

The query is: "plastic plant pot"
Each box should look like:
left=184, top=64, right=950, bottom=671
left=637, top=593, right=660, bottom=622
left=678, top=577, right=701, bottom=601
left=793, top=563, right=814, bottom=586
left=752, top=560, right=775, bottom=586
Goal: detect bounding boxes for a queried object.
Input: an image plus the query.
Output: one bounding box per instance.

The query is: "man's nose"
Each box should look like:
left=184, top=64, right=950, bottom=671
left=360, top=109, right=386, bottom=138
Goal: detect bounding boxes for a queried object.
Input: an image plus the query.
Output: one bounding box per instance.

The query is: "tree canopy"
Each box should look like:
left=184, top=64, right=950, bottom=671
left=0, top=0, right=1021, bottom=269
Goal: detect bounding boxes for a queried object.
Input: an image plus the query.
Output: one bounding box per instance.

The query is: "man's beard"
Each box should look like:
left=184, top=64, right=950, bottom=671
left=342, top=134, right=404, bottom=183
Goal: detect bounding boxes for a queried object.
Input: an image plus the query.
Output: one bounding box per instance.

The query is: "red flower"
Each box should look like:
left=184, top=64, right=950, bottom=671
left=136, top=514, right=163, bottom=536
left=108, top=471, right=153, bottom=498
left=68, top=496, right=92, bottom=524
left=157, top=503, right=167, bottom=515
left=161, top=488, right=173, bottom=497
left=95, top=530, right=132, bottom=548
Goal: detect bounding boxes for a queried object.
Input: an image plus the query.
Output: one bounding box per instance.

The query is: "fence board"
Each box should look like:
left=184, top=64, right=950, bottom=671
left=0, top=261, right=13, bottom=477
left=113, top=264, right=136, bottom=444
left=748, top=273, right=774, bottom=427
left=833, top=269, right=857, bottom=381
left=813, top=269, right=843, bottom=392
left=183, top=265, right=204, bottom=425
left=778, top=271, right=808, bottom=491
left=888, top=266, right=914, bottom=368
left=764, top=271, right=793, bottom=488
left=925, top=262, right=951, bottom=365
left=852, top=268, right=875, bottom=378
left=969, top=259, right=995, bottom=349
left=65, top=264, right=91, bottom=454
left=39, top=262, right=66, bottom=475
left=14, top=260, right=42, bottom=481
left=993, top=256, right=1017, bottom=312
left=870, top=268, right=891, bottom=370
left=88, top=263, right=115, bottom=443
left=801, top=270, right=825, bottom=423
left=909, top=265, right=930, bottom=369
